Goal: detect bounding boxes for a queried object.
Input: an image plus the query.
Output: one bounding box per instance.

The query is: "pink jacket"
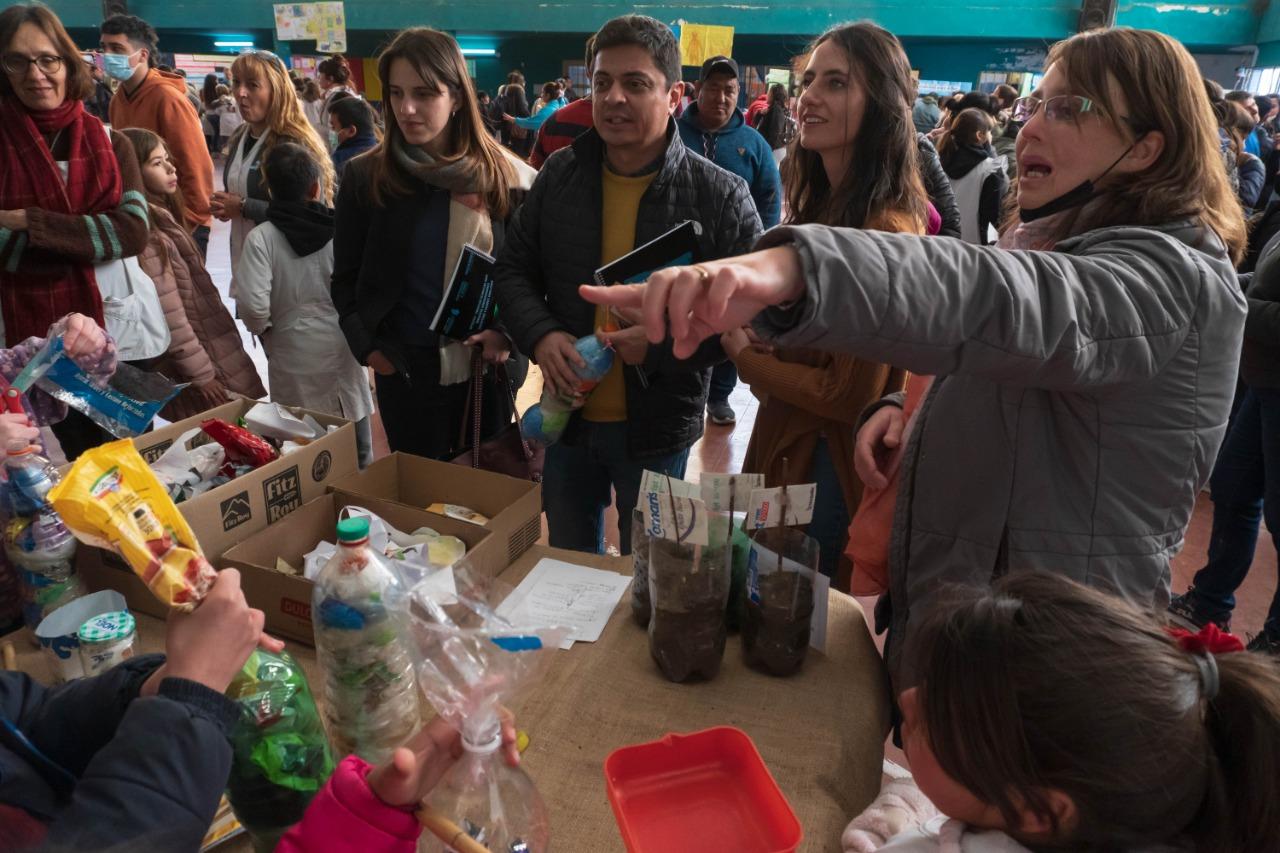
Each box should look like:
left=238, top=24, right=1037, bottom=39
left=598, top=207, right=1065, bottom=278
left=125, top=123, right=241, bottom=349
left=275, top=756, right=421, bottom=853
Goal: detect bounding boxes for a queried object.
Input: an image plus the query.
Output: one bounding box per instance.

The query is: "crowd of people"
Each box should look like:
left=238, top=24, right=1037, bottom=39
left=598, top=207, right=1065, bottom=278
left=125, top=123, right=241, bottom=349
left=2, top=2, right=1280, bottom=851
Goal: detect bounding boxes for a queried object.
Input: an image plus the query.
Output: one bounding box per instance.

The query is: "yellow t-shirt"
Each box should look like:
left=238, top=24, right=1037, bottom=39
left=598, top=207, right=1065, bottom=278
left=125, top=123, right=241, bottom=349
left=582, top=166, right=657, bottom=423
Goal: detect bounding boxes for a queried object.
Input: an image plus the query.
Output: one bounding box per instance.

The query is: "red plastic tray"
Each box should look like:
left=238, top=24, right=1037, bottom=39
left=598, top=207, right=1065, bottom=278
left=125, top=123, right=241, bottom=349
left=604, top=726, right=803, bottom=853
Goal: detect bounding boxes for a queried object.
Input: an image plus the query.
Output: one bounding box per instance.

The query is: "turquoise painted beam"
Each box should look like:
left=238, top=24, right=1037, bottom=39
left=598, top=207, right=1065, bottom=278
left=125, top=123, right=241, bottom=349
left=1116, top=0, right=1259, bottom=48
left=32, top=0, right=1080, bottom=40
left=22, top=0, right=1262, bottom=51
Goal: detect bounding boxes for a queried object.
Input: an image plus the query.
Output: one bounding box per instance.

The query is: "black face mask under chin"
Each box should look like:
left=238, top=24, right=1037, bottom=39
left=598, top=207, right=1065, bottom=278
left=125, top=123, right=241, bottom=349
left=1018, top=139, right=1139, bottom=223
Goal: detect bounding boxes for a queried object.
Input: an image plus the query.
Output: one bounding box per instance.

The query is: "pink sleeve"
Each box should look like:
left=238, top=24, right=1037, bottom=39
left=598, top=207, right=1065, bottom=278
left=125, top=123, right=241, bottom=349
left=275, top=756, right=421, bottom=853
left=925, top=202, right=942, bottom=236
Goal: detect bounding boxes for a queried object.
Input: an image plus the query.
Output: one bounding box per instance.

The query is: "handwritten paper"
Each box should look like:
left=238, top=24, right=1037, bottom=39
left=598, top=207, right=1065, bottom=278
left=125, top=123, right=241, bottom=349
left=496, top=559, right=632, bottom=650
left=700, top=472, right=764, bottom=512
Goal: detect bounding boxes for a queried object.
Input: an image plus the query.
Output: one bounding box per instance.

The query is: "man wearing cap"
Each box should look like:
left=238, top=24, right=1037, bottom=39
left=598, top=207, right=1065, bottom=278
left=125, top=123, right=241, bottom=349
left=676, top=55, right=781, bottom=426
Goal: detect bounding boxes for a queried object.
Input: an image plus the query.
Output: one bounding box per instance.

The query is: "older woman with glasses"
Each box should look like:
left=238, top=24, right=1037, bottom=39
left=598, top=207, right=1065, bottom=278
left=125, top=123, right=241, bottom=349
left=0, top=3, right=149, bottom=458
left=584, top=27, right=1248, bottom=692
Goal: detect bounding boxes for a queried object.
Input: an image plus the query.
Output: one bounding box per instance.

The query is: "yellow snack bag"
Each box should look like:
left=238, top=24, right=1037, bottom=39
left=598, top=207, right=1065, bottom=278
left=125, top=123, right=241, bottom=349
left=49, top=439, right=216, bottom=611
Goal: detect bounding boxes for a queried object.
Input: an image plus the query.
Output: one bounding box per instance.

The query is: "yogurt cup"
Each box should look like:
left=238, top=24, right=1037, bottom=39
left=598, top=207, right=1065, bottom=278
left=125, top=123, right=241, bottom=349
left=77, top=610, right=137, bottom=676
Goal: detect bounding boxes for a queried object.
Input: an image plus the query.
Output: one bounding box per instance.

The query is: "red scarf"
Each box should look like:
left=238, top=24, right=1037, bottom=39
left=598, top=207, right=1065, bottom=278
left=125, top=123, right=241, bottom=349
left=0, top=96, right=118, bottom=341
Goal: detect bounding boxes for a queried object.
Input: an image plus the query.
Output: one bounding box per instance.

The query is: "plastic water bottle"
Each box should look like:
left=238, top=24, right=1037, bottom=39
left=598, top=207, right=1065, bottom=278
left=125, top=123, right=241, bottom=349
left=311, top=516, right=420, bottom=763
left=2, top=446, right=82, bottom=630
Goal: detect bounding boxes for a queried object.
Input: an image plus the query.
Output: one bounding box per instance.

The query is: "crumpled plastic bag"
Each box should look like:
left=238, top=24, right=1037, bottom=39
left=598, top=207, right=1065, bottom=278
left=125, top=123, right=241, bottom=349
left=22, top=337, right=186, bottom=438
left=301, top=506, right=467, bottom=584
left=149, top=428, right=228, bottom=504
left=243, top=402, right=325, bottom=443
left=48, top=440, right=216, bottom=610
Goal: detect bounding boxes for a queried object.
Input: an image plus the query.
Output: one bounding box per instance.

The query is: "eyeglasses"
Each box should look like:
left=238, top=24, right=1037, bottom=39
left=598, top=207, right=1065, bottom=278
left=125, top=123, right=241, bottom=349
left=1, top=53, right=63, bottom=76
left=1012, top=95, right=1097, bottom=124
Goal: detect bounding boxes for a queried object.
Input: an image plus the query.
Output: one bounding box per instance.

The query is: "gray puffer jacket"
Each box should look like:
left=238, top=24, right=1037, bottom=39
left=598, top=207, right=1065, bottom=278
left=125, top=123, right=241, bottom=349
left=753, top=220, right=1246, bottom=688
left=495, top=122, right=763, bottom=458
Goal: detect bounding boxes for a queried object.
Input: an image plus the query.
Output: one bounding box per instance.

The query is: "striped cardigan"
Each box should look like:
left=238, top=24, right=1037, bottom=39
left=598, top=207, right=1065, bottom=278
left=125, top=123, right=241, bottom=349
left=0, top=129, right=150, bottom=342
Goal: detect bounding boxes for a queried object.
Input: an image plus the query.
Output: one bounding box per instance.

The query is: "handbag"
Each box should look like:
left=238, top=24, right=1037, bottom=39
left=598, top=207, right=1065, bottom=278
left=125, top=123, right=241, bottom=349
left=451, top=349, right=544, bottom=482
left=94, top=255, right=171, bottom=361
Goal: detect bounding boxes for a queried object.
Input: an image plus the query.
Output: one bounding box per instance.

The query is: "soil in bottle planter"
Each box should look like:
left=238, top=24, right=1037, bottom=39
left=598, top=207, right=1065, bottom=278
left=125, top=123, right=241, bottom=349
left=743, top=527, right=818, bottom=677
left=630, top=508, right=653, bottom=628
left=647, top=518, right=730, bottom=682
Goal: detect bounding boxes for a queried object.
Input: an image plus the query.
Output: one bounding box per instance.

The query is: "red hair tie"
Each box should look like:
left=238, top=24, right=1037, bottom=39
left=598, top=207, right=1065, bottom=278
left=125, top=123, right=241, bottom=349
left=1166, top=622, right=1245, bottom=655
left=1166, top=623, right=1244, bottom=701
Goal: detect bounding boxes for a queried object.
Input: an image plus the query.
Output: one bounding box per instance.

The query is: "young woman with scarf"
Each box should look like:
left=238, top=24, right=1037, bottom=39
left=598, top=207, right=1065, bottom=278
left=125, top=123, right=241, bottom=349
left=332, top=28, right=536, bottom=459
left=0, top=4, right=149, bottom=460
left=211, top=49, right=333, bottom=299
left=583, top=28, right=1248, bottom=693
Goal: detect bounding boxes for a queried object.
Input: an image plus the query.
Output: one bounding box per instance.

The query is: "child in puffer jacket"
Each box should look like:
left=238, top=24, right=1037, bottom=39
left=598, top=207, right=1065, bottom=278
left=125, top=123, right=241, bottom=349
left=276, top=715, right=521, bottom=852
left=0, top=313, right=115, bottom=629
left=841, top=573, right=1280, bottom=852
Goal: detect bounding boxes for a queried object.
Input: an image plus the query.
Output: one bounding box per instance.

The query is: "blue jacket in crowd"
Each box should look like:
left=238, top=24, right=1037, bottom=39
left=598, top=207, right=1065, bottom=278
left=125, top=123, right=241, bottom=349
left=677, top=103, right=782, bottom=227
left=332, top=131, right=379, bottom=183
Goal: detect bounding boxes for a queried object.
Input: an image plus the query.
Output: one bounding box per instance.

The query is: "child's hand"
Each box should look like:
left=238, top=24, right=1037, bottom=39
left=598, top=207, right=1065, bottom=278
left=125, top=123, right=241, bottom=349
left=368, top=712, right=520, bottom=809
left=0, top=412, right=39, bottom=450
left=61, top=313, right=107, bottom=359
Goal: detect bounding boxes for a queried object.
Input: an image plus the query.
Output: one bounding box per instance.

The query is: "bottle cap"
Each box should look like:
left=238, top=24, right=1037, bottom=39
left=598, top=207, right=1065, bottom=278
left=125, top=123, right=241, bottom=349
left=78, top=611, right=135, bottom=643
left=5, top=444, right=37, bottom=457
left=336, top=516, right=370, bottom=543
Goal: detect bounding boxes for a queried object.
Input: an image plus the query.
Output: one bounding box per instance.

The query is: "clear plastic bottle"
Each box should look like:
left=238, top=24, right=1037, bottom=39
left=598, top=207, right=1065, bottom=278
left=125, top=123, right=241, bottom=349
left=419, top=720, right=550, bottom=853
left=312, top=516, right=420, bottom=764
left=2, top=446, right=81, bottom=630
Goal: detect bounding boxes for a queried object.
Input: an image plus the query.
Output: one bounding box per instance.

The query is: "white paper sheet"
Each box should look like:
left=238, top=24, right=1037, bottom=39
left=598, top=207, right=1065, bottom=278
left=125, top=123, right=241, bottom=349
left=496, top=558, right=632, bottom=650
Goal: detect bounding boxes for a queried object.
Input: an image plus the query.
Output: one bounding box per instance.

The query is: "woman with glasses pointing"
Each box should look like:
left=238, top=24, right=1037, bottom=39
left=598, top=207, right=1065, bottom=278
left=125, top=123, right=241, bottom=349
left=582, top=28, right=1248, bottom=692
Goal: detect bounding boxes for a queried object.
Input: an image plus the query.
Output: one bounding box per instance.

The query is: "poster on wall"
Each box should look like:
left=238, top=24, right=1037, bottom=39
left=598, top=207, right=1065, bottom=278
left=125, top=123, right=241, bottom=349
left=313, top=2, right=346, bottom=54
left=676, top=21, right=734, bottom=67
left=273, top=4, right=315, bottom=41
left=273, top=2, right=346, bottom=54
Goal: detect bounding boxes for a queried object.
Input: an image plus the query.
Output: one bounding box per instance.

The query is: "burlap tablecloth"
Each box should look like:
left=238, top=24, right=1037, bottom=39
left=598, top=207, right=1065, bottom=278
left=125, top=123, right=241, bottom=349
left=5, top=545, right=890, bottom=852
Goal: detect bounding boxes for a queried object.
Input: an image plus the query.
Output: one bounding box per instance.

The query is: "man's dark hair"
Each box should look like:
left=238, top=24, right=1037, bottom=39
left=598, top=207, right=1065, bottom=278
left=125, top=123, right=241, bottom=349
left=100, top=14, right=158, bottom=64
left=264, top=142, right=322, bottom=203
left=1226, top=89, right=1254, bottom=105
left=329, top=96, right=375, bottom=136
left=956, top=91, right=997, bottom=117
left=592, top=15, right=680, bottom=87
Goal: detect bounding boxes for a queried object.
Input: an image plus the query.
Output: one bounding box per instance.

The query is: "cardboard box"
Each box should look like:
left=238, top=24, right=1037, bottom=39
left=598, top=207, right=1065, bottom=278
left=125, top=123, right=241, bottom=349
left=135, top=399, right=358, bottom=561
left=218, top=492, right=494, bottom=644
left=329, top=453, right=541, bottom=580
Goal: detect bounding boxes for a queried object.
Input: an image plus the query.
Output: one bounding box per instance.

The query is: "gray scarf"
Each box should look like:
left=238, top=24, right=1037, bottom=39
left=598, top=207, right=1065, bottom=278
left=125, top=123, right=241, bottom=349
left=390, top=131, right=485, bottom=194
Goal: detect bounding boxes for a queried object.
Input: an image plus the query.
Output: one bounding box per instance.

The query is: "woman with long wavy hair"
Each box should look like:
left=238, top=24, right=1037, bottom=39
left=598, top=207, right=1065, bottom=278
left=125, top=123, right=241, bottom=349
left=722, top=21, right=926, bottom=585
left=332, top=28, right=536, bottom=458
left=210, top=49, right=333, bottom=296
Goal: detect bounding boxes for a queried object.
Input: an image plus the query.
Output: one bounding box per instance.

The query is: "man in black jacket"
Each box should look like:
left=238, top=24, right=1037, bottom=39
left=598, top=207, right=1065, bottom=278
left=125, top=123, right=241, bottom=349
left=495, top=15, right=762, bottom=555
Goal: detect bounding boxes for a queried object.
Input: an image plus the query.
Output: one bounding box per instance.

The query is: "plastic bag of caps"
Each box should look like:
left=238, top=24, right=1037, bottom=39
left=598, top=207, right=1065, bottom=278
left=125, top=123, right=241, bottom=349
left=404, top=563, right=569, bottom=853
left=18, top=337, right=184, bottom=438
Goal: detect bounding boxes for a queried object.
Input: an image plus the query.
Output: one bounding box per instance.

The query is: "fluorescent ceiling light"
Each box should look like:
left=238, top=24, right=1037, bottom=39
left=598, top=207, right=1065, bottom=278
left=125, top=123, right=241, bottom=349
left=460, top=47, right=496, bottom=57
left=214, top=40, right=255, bottom=48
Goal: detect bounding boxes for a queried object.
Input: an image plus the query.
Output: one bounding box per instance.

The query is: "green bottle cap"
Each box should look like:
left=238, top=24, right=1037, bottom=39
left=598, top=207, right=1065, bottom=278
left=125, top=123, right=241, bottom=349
left=78, top=610, right=136, bottom=643
left=336, top=516, right=370, bottom=543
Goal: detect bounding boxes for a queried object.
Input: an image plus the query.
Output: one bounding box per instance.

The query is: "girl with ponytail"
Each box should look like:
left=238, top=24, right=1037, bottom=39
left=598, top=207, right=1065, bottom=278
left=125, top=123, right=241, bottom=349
left=841, top=571, right=1280, bottom=851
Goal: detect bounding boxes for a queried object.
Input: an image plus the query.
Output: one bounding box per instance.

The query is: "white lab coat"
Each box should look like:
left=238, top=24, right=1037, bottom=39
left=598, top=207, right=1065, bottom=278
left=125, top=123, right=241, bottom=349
left=234, top=222, right=373, bottom=423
